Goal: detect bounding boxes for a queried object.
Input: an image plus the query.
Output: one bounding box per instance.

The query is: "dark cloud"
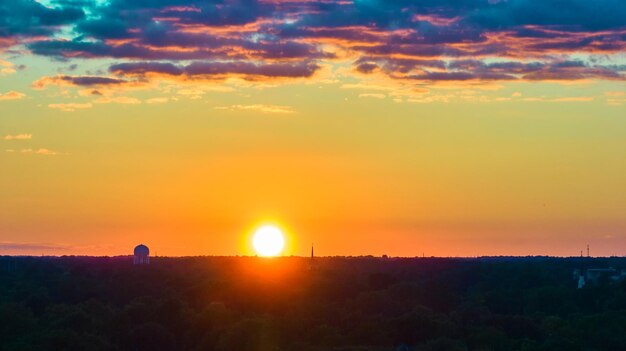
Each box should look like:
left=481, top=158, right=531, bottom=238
left=410, top=71, right=514, bottom=81
left=110, top=60, right=320, bottom=79
left=355, top=62, right=379, bottom=74
left=109, top=62, right=183, bottom=76
left=185, top=60, right=319, bottom=77
left=28, top=35, right=329, bottom=61
left=3, top=0, right=624, bottom=83
left=356, top=57, right=446, bottom=73
left=77, top=18, right=134, bottom=39
left=352, top=44, right=466, bottom=58
left=32, top=74, right=132, bottom=90
left=0, top=0, right=83, bottom=37
left=56, top=75, right=128, bottom=86
left=467, top=0, right=626, bottom=31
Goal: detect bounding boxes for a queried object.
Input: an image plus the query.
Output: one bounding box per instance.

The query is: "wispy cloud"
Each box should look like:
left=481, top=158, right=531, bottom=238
left=341, top=83, right=398, bottom=92
left=550, top=97, right=595, bottom=102
left=0, top=91, right=25, bottom=101
left=605, top=91, right=626, bottom=106
left=146, top=97, right=171, bottom=104
left=214, top=104, right=295, bottom=114
left=0, top=241, right=71, bottom=252
left=48, top=103, right=92, bottom=112
left=359, top=93, right=386, bottom=99
left=0, top=60, right=15, bottom=75
left=94, top=96, right=141, bottom=104
left=4, top=134, right=32, bottom=140
left=176, top=88, right=206, bottom=99
left=6, top=148, right=61, bottom=155
left=520, top=96, right=595, bottom=103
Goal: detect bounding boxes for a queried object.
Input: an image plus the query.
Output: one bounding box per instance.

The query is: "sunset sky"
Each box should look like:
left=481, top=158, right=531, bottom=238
left=1, top=0, right=625, bottom=257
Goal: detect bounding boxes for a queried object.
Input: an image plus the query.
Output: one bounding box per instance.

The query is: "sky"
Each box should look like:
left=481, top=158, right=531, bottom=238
left=0, top=0, right=625, bottom=257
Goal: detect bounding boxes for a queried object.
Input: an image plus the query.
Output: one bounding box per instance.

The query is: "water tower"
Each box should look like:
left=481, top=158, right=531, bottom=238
left=133, top=244, right=150, bottom=265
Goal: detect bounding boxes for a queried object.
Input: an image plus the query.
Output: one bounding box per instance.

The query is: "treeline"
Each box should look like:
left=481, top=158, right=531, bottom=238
left=1, top=256, right=626, bottom=350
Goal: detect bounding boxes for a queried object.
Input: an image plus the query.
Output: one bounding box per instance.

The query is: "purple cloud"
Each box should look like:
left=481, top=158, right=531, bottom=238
left=110, top=60, right=320, bottom=79
left=57, top=75, right=128, bottom=86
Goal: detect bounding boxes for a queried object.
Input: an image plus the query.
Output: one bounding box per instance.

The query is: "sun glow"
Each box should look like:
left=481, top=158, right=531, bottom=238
left=252, top=225, right=285, bottom=257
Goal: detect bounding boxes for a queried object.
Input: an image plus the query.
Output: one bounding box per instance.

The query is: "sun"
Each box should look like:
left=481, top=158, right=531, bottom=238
left=252, top=225, right=285, bottom=257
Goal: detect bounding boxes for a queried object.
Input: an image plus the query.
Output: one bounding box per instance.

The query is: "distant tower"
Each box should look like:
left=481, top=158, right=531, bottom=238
left=587, top=244, right=590, bottom=257
left=309, top=243, right=317, bottom=271
left=134, top=244, right=150, bottom=265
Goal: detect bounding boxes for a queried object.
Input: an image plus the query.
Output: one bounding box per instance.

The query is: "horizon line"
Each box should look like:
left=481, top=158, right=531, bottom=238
left=1, top=254, right=623, bottom=259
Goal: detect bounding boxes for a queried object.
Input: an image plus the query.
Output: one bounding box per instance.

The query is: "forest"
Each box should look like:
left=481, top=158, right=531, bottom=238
left=1, top=255, right=626, bottom=351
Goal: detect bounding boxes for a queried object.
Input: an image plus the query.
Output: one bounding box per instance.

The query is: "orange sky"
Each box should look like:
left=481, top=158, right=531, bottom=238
left=2, top=90, right=626, bottom=257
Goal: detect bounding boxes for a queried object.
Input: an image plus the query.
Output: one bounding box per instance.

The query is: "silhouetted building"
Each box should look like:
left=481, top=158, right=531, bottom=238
left=1, top=258, right=17, bottom=272
left=577, top=272, right=586, bottom=289
left=574, top=267, right=626, bottom=288
left=134, top=244, right=150, bottom=265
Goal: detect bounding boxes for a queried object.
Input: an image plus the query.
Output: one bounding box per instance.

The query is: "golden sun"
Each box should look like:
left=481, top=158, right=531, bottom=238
left=252, top=225, right=285, bottom=257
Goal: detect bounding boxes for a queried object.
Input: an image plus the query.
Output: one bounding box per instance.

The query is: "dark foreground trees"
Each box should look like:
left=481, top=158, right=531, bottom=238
left=1, top=256, right=625, bottom=350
